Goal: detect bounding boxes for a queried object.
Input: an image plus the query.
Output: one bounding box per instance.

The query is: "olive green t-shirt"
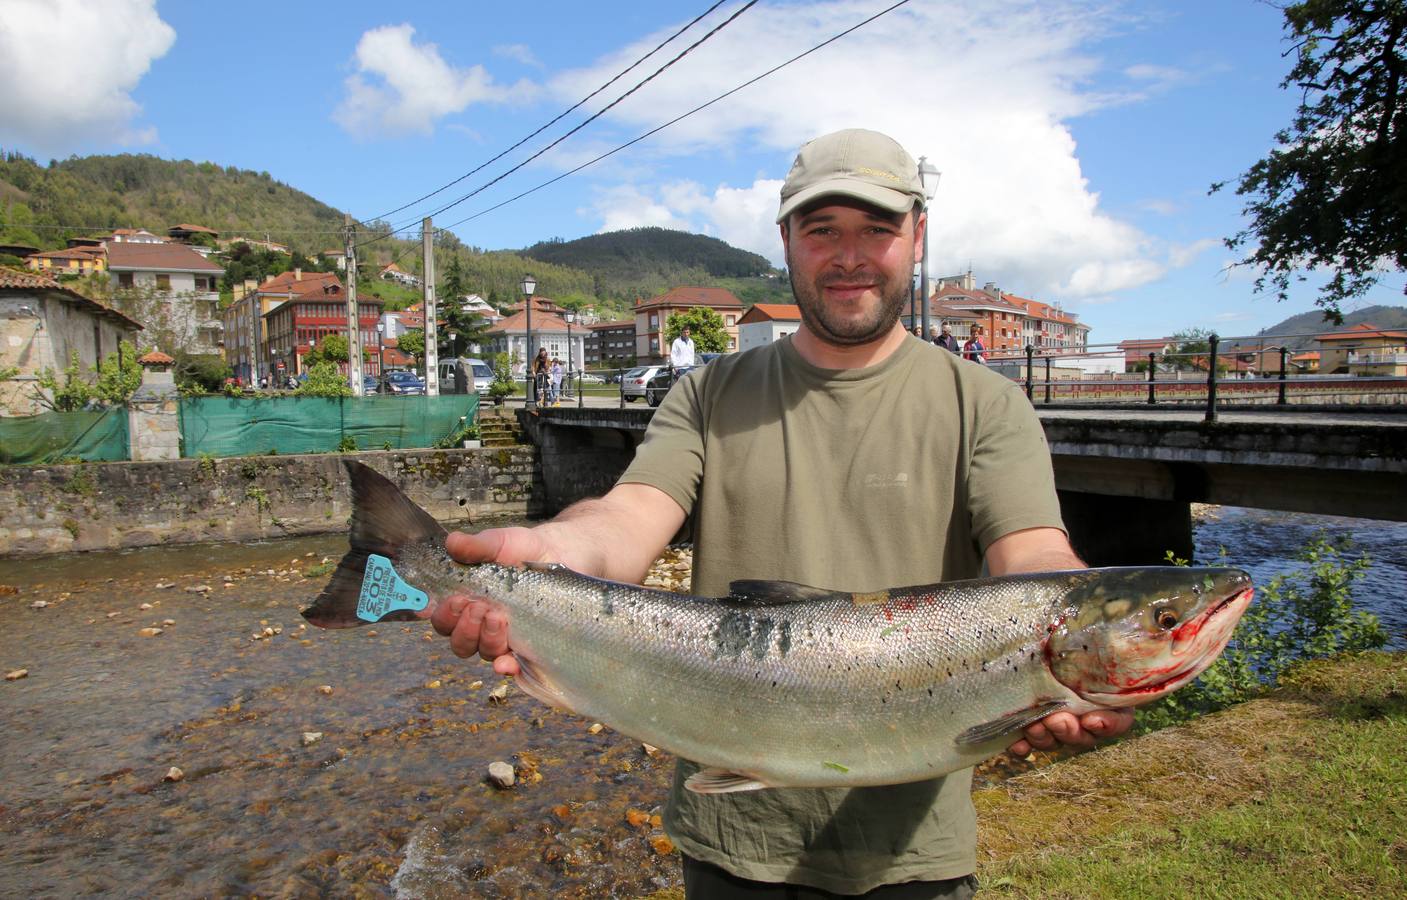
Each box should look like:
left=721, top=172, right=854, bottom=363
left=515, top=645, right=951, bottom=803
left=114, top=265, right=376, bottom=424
left=618, top=334, right=1065, bottom=894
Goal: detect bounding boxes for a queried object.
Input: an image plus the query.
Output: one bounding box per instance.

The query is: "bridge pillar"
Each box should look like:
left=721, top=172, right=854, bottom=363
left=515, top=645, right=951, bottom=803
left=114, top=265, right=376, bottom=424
left=521, top=412, right=643, bottom=513
left=1057, top=490, right=1194, bottom=567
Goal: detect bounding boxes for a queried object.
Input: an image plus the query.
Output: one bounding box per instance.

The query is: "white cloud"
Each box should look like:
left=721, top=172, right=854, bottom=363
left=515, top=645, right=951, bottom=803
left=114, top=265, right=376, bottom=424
left=1168, top=237, right=1221, bottom=268
left=335, top=24, right=535, bottom=138
left=0, top=0, right=174, bottom=153
left=493, top=44, right=540, bottom=67
left=559, top=0, right=1193, bottom=300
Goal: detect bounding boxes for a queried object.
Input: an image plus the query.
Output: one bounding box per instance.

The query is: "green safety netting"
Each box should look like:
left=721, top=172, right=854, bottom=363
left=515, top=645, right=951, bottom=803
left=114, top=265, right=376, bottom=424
left=179, top=394, right=480, bottom=458
left=0, top=407, right=130, bottom=464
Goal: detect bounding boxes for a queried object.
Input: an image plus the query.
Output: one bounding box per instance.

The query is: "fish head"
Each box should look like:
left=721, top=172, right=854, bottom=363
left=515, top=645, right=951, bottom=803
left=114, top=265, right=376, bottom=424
left=1046, top=567, right=1254, bottom=708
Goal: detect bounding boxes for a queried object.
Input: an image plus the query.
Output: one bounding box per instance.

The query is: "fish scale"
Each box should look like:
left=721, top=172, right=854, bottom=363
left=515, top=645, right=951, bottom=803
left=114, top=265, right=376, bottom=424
left=303, top=461, right=1255, bottom=792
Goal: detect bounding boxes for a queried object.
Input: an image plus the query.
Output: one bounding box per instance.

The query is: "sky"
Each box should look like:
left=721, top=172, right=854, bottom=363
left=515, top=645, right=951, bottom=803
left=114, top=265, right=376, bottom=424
left=2, top=0, right=1404, bottom=345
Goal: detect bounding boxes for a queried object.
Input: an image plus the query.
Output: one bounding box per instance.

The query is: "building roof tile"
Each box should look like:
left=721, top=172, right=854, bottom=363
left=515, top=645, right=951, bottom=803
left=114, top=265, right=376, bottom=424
left=0, top=266, right=143, bottom=330
left=105, top=241, right=223, bottom=273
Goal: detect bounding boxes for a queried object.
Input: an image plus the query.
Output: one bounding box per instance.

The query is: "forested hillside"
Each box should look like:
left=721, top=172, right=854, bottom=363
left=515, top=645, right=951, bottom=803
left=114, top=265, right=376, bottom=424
left=0, top=152, right=790, bottom=314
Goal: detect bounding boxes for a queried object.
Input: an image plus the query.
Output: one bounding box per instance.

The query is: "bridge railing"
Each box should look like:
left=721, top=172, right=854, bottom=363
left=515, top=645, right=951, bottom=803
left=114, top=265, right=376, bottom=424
left=978, top=329, right=1407, bottom=421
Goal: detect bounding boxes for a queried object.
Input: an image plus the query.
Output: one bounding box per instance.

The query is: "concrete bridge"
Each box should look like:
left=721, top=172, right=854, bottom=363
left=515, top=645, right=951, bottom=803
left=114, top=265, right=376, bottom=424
left=518, top=405, right=1407, bottom=567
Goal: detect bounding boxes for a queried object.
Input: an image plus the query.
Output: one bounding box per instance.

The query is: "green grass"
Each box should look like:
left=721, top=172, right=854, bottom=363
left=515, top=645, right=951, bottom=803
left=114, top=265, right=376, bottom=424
left=976, top=652, right=1407, bottom=898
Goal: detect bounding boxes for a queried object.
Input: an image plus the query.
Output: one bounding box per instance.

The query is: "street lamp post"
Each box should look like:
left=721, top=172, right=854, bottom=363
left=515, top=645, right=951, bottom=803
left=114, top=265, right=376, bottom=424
left=564, top=311, right=576, bottom=406
left=375, top=322, right=385, bottom=385
left=917, top=157, right=941, bottom=342
left=521, top=273, right=537, bottom=408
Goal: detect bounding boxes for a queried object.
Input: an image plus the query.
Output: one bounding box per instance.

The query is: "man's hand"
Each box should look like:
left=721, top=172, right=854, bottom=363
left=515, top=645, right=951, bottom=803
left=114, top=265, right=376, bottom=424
left=1007, top=708, right=1135, bottom=757
left=430, top=527, right=553, bottom=675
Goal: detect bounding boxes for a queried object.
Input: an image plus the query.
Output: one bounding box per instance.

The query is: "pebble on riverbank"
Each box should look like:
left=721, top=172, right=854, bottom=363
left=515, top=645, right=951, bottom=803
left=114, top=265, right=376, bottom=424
left=487, top=761, right=515, bottom=789
left=163, top=767, right=184, bottom=782
left=5, top=669, right=28, bottom=681
left=302, top=732, right=323, bottom=746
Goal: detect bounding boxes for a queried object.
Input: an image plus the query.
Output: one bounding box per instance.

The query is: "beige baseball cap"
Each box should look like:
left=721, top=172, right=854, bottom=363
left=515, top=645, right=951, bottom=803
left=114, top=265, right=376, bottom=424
left=776, top=128, right=925, bottom=223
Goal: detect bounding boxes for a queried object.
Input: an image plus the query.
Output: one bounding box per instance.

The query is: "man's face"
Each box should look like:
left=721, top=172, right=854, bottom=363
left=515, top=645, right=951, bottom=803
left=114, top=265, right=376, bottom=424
left=782, top=200, right=921, bottom=346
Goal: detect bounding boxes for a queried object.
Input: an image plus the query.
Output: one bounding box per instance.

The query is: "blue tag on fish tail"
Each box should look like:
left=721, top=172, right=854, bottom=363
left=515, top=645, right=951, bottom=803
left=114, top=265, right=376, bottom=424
left=357, top=554, right=430, bottom=623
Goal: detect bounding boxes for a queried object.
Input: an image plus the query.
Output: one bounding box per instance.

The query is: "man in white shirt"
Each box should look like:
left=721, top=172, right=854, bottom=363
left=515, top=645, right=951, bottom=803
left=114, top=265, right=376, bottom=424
left=670, top=325, right=696, bottom=369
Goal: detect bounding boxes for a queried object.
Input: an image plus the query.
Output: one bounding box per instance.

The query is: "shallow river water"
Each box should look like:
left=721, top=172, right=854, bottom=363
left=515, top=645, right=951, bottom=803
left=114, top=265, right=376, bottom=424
left=1, top=507, right=1403, bottom=896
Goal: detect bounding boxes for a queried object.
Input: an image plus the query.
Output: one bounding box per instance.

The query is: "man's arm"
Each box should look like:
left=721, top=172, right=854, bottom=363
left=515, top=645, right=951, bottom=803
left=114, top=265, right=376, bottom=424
left=985, top=527, right=1136, bottom=756
left=431, top=482, right=686, bottom=674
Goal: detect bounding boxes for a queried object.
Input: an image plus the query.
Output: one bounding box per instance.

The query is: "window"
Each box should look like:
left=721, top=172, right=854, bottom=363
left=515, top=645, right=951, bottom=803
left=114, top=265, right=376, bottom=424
left=117, top=272, right=134, bottom=289
left=156, top=273, right=171, bottom=290
left=726, top=315, right=736, bottom=326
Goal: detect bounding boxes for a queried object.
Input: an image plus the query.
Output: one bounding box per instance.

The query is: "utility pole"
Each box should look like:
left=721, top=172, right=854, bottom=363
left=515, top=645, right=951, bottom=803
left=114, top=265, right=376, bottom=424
left=345, top=215, right=364, bottom=396
left=422, top=217, right=439, bottom=397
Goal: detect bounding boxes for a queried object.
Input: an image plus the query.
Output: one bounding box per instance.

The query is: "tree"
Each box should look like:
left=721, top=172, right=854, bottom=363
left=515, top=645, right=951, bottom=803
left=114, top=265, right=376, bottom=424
left=664, top=307, right=729, bottom=353
left=305, top=333, right=350, bottom=367
left=296, top=361, right=353, bottom=397
left=1214, top=0, right=1407, bottom=323
left=397, top=328, right=425, bottom=370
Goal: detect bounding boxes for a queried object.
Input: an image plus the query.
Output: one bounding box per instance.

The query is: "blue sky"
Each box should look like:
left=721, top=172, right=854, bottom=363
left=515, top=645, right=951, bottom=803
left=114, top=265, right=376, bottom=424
left=3, top=0, right=1404, bottom=344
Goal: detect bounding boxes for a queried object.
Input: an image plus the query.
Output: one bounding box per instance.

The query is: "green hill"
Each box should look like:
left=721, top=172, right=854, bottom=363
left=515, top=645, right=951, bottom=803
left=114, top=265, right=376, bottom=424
left=0, top=152, right=792, bottom=314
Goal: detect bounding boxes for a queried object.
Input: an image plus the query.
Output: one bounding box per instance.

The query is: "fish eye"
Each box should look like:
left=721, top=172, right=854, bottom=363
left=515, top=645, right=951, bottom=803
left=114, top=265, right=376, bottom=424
left=1155, top=608, right=1180, bottom=630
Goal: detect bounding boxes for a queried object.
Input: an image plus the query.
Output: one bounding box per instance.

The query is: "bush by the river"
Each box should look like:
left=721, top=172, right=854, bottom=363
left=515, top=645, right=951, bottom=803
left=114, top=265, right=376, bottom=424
left=1137, top=535, right=1388, bottom=733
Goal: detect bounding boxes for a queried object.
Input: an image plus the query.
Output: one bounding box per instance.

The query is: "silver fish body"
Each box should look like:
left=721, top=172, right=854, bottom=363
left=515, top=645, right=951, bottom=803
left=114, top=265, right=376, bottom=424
left=304, top=462, right=1255, bottom=792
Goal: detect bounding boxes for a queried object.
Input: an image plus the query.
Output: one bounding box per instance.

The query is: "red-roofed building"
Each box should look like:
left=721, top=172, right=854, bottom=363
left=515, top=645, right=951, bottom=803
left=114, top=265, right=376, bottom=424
left=24, top=246, right=107, bottom=277
left=483, top=307, right=582, bottom=376
left=167, top=224, right=219, bottom=243
left=585, top=318, right=636, bottom=368
left=737, top=303, right=801, bottom=352
left=379, top=262, right=421, bottom=288
left=1314, top=323, right=1407, bottom=375
left=634, top=286, right=745, bottom=362
left=925, top=272, right=1089, bottom=358
left=1, top=267, right=142, bottom=415
left=260, top=273, right=383, bottom=380
left=1118, top=337, right=1176, bottom=371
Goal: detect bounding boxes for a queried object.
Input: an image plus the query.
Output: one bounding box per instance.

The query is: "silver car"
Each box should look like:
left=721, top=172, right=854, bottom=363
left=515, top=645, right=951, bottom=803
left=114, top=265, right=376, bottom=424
left=620, top=365, right=662, bottom=402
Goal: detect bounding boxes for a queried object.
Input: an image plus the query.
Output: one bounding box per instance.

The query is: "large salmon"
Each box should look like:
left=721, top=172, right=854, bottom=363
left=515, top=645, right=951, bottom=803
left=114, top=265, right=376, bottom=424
left=304, top=461, right=1253, bottom=792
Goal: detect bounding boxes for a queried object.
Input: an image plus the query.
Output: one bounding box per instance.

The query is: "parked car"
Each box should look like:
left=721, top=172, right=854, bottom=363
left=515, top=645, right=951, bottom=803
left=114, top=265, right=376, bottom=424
left=362, top=375, right=379, bottom=395
left=645, top=365, right=694, bottom=407
left=620, top=365, right=662, bottom=402
left=579, top=372, right=605, bottom=384
left=381, top=371, right=426, bottom=395
left=437, top=357, right=495, bottom=394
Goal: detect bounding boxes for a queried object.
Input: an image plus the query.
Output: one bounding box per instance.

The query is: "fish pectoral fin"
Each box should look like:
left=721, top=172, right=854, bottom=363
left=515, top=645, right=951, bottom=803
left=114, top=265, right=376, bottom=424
left=954, top=700, right=1069, bottom=746
left=684, top=768, right=771, bottom=793
left=726, top=579, right=845, bottom=607
left=512, top=656, right=579, bottom=714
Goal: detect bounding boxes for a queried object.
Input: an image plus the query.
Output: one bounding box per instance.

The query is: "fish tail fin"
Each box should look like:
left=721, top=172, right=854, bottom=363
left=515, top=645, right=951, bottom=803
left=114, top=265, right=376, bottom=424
left=301, top=460, right=449, bottom=628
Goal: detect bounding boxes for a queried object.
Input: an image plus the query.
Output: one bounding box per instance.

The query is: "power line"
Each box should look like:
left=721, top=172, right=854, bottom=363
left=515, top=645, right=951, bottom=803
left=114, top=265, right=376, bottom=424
left=357, top=0, right=759, bottom=254
left=438, top=0, right=913, bottom=233
left=361, top=0, right=734, bottom=226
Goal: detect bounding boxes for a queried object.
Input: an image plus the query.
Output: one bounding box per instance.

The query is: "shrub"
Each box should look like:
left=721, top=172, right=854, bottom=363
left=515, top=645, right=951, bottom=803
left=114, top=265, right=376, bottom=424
left=1137, top=535, right=1387, bottom=733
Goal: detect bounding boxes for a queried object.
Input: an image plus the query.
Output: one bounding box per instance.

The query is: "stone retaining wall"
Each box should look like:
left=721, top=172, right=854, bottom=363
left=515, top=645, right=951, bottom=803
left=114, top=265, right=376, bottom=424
left=0, top=447, right=543, bottom=557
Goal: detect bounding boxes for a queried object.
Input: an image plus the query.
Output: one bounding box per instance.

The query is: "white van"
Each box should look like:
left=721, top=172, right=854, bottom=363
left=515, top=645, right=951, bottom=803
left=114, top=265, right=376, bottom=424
left=438, top=357, right=494, bottom=394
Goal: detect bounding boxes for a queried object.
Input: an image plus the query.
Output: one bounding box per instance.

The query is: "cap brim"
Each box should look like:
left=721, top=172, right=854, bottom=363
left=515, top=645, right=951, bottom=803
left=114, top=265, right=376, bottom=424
left=776, top=179, right=918, bottom=223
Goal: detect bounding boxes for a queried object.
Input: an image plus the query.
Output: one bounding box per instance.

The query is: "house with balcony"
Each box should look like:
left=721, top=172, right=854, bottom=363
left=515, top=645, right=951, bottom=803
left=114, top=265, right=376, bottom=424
left=260, top=277, right=383, bottom=380
left=1315, top=324, right=1407, bottom=376
left=1, top=267, right=142, bottom=415
left=634, top=286, right=744, bottom=363
left=105, top=240, right=224, bottom=355
left=737, top=304, right=801, bottom=352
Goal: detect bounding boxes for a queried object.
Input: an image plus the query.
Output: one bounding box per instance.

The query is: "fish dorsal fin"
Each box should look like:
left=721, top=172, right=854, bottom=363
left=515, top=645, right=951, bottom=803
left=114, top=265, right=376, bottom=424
left=726, top=579, right=845, bottom=607
left=684, top=768, right=771, bottom=793
left=345, top=460, right=448, bottom=556
left=954, top=700, right=1068, bottom=746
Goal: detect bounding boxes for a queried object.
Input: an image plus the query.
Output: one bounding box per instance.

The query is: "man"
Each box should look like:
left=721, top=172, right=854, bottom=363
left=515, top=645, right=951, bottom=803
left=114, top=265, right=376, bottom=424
left=433, top=128, right=1131, bottom=897
left=934, top=324, right=960, bottom=353
left=671, top=325, right=696, bottom=369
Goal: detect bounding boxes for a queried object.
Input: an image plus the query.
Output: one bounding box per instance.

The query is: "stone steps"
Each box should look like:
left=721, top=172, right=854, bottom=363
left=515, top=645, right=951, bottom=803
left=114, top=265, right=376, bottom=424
left=477, top=410, right=523, bottom=448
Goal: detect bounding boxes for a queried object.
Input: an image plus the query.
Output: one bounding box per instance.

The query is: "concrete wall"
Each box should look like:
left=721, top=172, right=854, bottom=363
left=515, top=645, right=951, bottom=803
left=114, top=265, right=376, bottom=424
left=2, top=291, right=139, bottom=416
left=0, top=447, right=543, bottom=557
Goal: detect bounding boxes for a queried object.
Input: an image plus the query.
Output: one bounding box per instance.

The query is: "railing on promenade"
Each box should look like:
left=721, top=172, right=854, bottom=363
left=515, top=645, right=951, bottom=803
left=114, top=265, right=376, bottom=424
left=978, top=330, right=1407, bottom=422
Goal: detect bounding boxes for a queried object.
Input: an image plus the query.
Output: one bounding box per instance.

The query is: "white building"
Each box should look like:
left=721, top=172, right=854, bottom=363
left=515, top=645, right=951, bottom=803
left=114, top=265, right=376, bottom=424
left=737, top=303, right=801, bottom=352
left=105, top=241, right=224, bottom=355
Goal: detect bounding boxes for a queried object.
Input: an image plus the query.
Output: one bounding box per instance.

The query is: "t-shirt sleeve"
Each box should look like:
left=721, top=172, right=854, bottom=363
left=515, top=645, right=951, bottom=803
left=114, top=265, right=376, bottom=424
left=966, top=379, right=1065, bottom=552
left=617, top=371, right=705, bottom=516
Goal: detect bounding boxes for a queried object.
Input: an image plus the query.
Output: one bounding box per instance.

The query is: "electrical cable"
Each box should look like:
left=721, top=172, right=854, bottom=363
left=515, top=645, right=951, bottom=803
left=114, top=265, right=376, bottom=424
left=361, top=0, right=733, bottom=226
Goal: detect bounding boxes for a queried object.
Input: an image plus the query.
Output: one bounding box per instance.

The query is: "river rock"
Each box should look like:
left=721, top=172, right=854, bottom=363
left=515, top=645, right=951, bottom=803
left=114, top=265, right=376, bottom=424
left=487, top=761, right=515, bottom=789
left=302, top=732, right=323, bottom=746
left=487, top=683, right=509, bottom=705
left=185, top=585, right=212, bottom=593
left=163, top=619, right=176, bottom=626
left=469, top=680, right=483, bottom=690
left=587, top=722, right=604, bottom=735
left=138, top=627, right=163, bottom=637
left=138, top=603, right=154, bottom=610
left=5, top=669, right=28, bottom=681
left=163, top=767, right=184, bottom=782
left=316, top=685, right=333, bottom=696
left=30, top=600, right=48, bottom=609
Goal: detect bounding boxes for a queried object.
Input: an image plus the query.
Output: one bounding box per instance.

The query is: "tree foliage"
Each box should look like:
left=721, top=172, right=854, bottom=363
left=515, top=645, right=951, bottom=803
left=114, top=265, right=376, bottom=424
left=397, top=328, right=425, bottom=365
left=1215, top=0, right=1407, bottom=322
left=32, top=341, right=144, bottom=410
left=305, top=333, right=350, bottom=367
left=296, top=361, right=353, bottom=397
left=665, top=307, right=729, bottom=353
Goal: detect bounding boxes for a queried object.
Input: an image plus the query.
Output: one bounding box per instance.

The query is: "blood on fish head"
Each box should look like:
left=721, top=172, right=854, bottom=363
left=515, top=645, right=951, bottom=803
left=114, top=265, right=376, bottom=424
left=1045, top=567, right=1254, bottom=708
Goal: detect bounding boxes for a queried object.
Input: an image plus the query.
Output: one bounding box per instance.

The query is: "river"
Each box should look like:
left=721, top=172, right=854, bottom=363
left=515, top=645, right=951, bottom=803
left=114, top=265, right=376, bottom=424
left=0, top=507, right=1402, bottom=896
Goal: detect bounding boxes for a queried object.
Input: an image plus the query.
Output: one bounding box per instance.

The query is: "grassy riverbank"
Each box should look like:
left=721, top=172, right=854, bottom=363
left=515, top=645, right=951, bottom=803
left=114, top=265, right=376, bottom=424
left=976, top=652, right=1407, bottom=898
